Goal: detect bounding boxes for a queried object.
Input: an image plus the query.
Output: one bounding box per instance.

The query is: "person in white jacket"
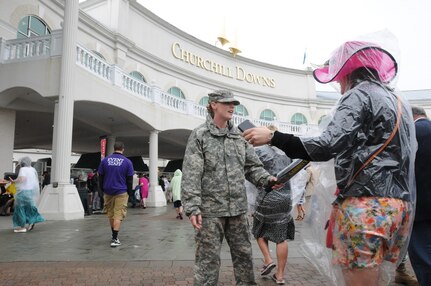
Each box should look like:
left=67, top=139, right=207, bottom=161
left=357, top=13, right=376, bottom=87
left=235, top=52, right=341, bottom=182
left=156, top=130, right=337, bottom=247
left=10, top=156, right=45, bottom=233
left=168, top=169, right=183, bottom=219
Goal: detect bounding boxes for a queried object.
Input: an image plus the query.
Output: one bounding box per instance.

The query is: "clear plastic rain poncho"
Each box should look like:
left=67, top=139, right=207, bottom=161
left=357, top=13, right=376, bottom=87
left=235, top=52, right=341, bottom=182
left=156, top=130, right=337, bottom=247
left=298, top=33, right=417, bottom=285
left=15, top=157, right=40, bottom=202
left=13, top=156, right=43, bottom=228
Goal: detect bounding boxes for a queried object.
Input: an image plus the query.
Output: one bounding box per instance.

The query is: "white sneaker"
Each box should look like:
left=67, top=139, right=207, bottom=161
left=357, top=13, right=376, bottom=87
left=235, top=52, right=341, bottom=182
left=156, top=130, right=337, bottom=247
left=110, top=238, right=121, bottom=247
left=14, top=228, right=27, bottom=233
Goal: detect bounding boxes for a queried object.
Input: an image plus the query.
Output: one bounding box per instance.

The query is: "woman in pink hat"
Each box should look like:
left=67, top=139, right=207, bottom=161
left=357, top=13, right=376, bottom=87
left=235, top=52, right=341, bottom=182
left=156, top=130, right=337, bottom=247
left=244, top=41, right=416, bottom=286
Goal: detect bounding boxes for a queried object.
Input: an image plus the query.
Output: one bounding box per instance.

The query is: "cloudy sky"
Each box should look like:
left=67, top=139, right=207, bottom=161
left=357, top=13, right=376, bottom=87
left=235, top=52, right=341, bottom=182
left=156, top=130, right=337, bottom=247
left=137, top=0, right=431, bottom=91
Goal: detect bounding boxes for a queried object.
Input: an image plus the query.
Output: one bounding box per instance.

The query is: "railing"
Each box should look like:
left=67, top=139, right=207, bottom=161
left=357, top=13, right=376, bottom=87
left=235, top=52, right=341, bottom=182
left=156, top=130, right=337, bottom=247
left=0, top=33, right=318, bottom=135
left=121, top=72, right=152, bottom=100
left=0, top=30, right=62, bottom=62
left=76, top=45, right=111, bottom=82
left=160, top=90, right=187, bottom=112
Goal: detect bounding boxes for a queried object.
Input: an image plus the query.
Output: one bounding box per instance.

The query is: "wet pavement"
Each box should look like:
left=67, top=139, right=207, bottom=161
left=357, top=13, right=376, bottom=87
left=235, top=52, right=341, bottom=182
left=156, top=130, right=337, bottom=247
left=0, top=204, right=416, bottom=285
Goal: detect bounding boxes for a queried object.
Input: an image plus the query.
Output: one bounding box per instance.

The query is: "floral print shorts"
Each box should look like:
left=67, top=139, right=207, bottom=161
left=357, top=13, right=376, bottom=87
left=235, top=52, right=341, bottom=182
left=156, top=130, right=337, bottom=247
left=332, top=196, right=412, bottom=269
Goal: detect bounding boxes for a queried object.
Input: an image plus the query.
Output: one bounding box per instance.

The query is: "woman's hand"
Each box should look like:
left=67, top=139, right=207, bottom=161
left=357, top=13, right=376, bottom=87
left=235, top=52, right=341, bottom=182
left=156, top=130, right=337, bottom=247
left=243, top=127, right=273, bottom=146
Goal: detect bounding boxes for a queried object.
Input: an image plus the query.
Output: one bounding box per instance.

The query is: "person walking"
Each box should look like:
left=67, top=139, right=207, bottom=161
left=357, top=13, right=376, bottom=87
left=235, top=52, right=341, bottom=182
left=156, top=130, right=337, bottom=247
left=168, top=169, right=183, bottom=219
left=139, top=174, right=149, bottom=209
left=10, top=157, right=45, bottom=233
left=244, top=40, right=416, bottom=286
left=181, top=89, right=276, bottom=286
left=98, top=141, right=134, bottom=247
left=408, top=106, right=431, bottom=285
left=248, top=130, right=295, bottom=285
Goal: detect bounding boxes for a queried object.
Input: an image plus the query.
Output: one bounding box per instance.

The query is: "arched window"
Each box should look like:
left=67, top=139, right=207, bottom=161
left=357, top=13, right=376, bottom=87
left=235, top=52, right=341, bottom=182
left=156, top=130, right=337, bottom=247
left=129, top=71, right=146, bottom=82
left=291, top=113, right=308, bottom=125
left=17, top=15, right=51, bottom=38
left=167, top=87, right=185, bottom=99
left=260, top=109, right=276, bottom=121
left=199, top=96, right=209, bottom=106
left=92, top=51, right=106, bottom=61
left=234, top=104, right=249, bottom=117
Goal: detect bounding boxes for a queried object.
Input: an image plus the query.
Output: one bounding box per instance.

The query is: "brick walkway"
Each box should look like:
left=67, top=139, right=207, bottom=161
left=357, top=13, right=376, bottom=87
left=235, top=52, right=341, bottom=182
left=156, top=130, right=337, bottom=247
left=0, top=205, right=416, bottom=285
left=0, top=260, right=330, bottom=286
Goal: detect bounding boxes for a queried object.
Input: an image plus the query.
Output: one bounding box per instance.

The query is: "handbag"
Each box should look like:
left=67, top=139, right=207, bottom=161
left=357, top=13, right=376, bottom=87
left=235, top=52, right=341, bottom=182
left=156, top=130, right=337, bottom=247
left=325, top=94, right=402, bottom=249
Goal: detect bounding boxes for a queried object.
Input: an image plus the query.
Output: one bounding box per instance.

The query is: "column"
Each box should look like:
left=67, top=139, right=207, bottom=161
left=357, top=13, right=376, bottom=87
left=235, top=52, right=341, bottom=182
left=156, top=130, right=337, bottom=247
left=50, top=101, right=59, bottom=182
left=106, top=135, right=116, bottom=156
left=38, top=0, right=84, bottom=220
left=146, top=130, right=166, bottom=207
left=0, top=109, right=15, bottom=176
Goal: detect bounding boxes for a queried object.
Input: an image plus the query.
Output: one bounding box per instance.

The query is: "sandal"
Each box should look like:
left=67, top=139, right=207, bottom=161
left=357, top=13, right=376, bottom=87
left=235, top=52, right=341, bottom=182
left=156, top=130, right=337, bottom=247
left=261, top=262, right=276, bottom=276
left=295, top=214, right=303, bottom=220
left=272, top=274, right=286, bottom=285
left=27, top=223, right=35, bottom=231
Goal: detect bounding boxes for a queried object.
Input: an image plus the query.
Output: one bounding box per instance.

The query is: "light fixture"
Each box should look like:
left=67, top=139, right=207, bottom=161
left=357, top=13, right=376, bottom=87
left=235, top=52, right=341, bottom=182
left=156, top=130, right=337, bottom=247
left=217, top=36, right=230, bottom=46
left=229, top=46, right=241, bottom=57
left=216, top=36, right=242, bottom=57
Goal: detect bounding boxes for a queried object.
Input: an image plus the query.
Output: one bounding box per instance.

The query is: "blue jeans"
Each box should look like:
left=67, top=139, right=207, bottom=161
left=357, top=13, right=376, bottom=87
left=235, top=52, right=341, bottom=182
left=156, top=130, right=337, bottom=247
left=408, top=221, right=431, bottom=285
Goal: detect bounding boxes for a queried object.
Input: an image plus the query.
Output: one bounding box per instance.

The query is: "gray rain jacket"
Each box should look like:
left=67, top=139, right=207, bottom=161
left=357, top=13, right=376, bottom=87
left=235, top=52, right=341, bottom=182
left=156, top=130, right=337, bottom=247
left=301, top=81, right=416, bottom=201
left=181, top=115, right=272, bottom=217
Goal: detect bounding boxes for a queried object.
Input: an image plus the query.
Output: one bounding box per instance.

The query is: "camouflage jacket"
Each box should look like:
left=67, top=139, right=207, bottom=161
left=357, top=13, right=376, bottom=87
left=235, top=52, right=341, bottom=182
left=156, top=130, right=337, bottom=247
left=181, top=115, right=272, bottom=217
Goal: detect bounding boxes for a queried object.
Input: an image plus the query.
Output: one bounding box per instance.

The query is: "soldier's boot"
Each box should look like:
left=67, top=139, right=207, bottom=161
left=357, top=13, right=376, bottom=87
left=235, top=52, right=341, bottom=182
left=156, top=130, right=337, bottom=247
left=395, top=263, right=419, bottom=285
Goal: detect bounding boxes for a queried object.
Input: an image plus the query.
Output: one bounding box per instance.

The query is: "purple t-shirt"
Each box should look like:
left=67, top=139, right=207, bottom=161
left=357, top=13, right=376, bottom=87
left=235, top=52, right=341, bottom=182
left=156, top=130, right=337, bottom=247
left=98, top=153, right=134, bottom=195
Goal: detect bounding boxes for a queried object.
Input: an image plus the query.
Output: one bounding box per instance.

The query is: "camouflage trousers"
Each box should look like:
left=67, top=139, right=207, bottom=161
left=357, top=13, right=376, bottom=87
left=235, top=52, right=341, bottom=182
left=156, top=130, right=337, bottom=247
left=194, top=214, right=257, bottom=286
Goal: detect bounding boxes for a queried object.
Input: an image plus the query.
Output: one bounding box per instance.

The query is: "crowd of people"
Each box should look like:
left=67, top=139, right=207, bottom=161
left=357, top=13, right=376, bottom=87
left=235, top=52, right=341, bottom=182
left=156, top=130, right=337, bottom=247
left=181, top=38, right=430, bottom=286
left=1, top=36, right=430, bottom=286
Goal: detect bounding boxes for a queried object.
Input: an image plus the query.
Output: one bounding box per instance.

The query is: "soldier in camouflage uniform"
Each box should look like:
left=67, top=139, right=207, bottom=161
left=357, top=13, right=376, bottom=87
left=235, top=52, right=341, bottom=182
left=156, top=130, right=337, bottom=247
left=181, top=90, right=275, bottom=286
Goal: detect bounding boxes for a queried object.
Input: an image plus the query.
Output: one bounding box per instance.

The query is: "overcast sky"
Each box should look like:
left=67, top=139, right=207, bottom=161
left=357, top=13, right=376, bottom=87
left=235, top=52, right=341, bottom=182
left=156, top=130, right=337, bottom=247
left=136, top=0, right=431, bottom=91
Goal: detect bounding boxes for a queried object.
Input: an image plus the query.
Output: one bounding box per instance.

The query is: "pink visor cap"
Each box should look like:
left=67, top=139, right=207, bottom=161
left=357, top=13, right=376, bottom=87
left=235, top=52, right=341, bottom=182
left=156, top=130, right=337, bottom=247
left=313, top=41, right=398, bottom=84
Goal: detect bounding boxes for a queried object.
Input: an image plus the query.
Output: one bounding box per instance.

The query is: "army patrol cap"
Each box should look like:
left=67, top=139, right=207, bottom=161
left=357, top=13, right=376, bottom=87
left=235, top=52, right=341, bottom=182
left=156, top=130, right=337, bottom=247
left=208, top=90, right=240, bottom=106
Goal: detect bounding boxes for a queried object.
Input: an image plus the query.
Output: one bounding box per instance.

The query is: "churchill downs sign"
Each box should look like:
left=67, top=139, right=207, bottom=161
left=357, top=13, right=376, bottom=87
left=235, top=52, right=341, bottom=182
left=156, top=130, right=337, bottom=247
left=171, top=42, right=276, bottom=88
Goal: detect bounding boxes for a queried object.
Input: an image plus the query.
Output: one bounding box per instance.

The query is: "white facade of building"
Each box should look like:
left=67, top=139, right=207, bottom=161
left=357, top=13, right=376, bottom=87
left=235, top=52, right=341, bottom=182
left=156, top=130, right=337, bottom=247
left=1, top=0, right=430, bottom=219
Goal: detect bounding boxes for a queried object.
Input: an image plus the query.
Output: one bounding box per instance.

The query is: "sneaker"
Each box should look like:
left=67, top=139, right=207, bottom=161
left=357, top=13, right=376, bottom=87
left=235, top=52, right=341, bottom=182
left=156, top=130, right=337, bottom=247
left=261, top=262, right=276, bottom=276
left=110, top=238, right=121, bottom=247
left=395, top=269, right=419, bottom=285
left=14, top=228, right=27, bottom=233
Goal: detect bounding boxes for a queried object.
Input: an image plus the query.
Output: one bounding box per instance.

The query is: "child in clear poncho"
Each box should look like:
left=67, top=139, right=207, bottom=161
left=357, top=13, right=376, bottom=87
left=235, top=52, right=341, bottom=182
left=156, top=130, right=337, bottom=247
left=11, top=156, right=45, bottom=232
left=244, top=39, right=416, bottom=286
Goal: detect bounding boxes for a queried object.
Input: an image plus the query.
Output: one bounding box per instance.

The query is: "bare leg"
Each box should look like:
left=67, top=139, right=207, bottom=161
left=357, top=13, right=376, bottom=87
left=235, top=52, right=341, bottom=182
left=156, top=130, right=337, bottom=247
left=109, top=218, right=122, bottom=231
left=296, top=204, right=305, bottom=220
left=300, top=205, right=306, bottom=219
left=179, top=206, right=183, bottom=219
left=257, top=237, right=273, bottom=265
left=275, top=240, right=288, bottom=280
left=343, top=267, right=380, bottom=286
